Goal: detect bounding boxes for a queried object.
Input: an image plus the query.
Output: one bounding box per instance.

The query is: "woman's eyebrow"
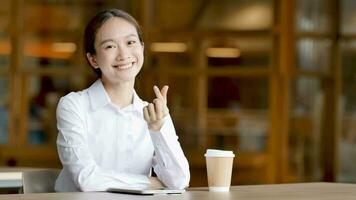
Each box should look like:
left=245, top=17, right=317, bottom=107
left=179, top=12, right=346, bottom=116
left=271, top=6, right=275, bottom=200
left=99, top=39, right=115, bottom=46
left=126, top=34, right=139, bottom=38
left=99, top=34, right=138, bottom=46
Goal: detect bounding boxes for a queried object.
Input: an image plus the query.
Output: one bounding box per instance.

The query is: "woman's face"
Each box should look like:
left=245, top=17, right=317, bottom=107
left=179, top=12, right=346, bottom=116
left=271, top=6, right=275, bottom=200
left=88, top=17, right=144, bottom=84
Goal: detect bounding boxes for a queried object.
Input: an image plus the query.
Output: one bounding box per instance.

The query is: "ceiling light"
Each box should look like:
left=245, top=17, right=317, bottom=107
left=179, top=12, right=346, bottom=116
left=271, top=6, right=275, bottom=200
left=52, top=42, right=77, bottom=53
left=150, top=42, right=187, bottom=53
left=206, top=47, right=241, bottom=58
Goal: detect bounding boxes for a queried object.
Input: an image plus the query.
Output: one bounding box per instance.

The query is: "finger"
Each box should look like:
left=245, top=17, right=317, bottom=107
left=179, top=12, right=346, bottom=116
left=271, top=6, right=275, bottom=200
left=143, top=106, right=150, bottom=122
left=153, top=85, right=165, bottom=101
left=153, top=98, right=163, bottom=119
left=160, top=85, right=169, bottom=103
left=148, top=103, right=156, bottom=121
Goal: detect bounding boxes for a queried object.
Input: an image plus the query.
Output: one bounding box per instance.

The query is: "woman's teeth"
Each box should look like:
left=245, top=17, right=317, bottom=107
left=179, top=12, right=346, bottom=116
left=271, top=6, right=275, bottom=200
left=114, top=63, right=133, bottom=69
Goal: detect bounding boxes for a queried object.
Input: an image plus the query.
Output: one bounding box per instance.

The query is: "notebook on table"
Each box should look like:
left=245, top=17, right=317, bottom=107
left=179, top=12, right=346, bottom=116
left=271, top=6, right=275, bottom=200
left=107, top=187, right=185, bottom=195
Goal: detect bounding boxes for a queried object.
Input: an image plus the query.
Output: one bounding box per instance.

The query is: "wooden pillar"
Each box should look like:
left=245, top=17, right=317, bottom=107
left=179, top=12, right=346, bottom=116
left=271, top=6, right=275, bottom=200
left=269, top=0, right=294, bottom=183
left=322, top=0, right=340, bottom=182
left=9, top=0, right=24, bottom=147
left=195, top=40, right=207, bottom=148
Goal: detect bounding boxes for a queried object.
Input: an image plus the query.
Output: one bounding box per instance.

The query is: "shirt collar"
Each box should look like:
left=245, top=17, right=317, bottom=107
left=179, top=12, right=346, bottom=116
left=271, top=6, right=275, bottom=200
left=88, top=79, right=110, bottom=111
left=88, top=79, right=145, bottom=112
left=132, top=90, right=145, bottom=112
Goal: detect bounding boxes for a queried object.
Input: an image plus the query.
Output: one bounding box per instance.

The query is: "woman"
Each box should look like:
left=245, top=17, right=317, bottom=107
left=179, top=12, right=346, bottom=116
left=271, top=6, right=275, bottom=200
left=55, top=9, right=190, bottom=192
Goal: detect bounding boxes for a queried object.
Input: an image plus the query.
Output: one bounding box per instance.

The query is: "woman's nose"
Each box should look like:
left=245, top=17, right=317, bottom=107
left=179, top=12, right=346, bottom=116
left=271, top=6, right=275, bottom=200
left=116, top=45, right=130, bottom=60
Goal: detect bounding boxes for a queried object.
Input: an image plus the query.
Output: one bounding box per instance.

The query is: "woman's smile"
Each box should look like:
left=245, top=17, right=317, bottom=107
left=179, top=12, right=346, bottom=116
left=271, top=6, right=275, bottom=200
left=113, top=61, right=135, bottom=70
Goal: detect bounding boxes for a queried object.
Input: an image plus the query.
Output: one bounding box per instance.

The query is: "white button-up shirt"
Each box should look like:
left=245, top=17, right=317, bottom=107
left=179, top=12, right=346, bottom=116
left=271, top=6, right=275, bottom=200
left=55, top=79, right=190, bottom=192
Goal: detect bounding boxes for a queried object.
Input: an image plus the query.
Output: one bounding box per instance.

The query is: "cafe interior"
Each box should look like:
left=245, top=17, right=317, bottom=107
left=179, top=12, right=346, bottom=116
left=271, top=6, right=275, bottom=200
left=0, top=0, right=355, bottom=189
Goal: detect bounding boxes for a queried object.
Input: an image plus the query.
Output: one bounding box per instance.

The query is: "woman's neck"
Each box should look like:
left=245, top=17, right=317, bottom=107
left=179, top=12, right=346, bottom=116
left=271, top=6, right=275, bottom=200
left=101, top=78, right=135, bottom=108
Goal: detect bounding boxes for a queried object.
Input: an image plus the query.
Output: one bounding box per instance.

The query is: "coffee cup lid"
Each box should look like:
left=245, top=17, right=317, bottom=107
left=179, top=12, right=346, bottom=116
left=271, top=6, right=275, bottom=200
left=204, top=149, right=235, bottom=157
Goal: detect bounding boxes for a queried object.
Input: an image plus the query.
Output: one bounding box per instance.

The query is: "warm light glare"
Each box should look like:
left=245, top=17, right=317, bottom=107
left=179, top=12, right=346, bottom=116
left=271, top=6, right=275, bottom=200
left=52, top=42, right=77, bottom=53
left=0, top=40, right=11, bottom=55
left=24, top=41, right=76, bottom=59
left=206, top=47, right=241, bottom=58
left=150, top=42, right=187, bottom=52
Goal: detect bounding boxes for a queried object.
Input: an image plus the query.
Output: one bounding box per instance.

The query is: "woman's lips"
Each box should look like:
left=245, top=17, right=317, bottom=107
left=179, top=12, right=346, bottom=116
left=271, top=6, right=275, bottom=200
left=113, top=62, right=134, bottom=70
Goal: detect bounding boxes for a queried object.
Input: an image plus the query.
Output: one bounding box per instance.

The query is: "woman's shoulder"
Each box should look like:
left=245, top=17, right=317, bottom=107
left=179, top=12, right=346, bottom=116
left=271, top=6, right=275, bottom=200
left=57, top=89, right=90, bottom=111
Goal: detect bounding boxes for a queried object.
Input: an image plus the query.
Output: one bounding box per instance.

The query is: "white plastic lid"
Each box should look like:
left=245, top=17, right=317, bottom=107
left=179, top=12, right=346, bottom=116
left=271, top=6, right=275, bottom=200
left=204, top=149, right=235, bottom=157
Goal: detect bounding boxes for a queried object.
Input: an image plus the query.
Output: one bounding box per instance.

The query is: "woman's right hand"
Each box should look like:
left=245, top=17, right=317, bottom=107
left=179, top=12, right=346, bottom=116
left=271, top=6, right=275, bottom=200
left=143, top=85, right=170, bottom=132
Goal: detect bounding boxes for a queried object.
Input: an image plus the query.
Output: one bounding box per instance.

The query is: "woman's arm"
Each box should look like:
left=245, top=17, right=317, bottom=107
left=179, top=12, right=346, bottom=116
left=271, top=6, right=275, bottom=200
left=148, top=116, right=190, bottom=189
left=143, top=86, right=190, bottom=189
left=57, top=96, right=150, bottom=191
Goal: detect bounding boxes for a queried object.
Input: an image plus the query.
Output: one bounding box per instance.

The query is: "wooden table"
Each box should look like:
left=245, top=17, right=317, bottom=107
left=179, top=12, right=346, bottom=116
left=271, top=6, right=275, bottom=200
left=0, top=182, right=355, bottom=199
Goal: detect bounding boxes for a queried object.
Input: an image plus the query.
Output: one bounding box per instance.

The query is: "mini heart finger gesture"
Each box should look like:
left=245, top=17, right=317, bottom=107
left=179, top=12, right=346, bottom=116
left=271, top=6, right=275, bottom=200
left=143, top=85, right=170, bottom=131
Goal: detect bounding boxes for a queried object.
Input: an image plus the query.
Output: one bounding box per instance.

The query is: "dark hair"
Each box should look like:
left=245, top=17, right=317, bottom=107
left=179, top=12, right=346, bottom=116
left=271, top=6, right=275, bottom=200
left=84, top=9, right=144, bottom=77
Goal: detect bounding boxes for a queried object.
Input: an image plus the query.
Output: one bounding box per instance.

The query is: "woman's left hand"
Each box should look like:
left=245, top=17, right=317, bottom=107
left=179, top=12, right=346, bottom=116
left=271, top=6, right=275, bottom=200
left=148, top=177, right=165, bottom=189
left=143, top=85, right=169, bottom=131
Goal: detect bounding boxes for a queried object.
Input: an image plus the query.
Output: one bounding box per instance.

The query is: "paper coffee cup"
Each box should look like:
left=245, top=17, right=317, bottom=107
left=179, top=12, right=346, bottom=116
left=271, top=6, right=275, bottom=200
left=205, top=149, right=235, bottom=192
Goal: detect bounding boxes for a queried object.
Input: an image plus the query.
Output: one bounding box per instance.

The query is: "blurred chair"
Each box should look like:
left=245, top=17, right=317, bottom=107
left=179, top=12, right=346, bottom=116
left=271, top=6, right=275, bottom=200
left=22, top=169, right=60, bottom=193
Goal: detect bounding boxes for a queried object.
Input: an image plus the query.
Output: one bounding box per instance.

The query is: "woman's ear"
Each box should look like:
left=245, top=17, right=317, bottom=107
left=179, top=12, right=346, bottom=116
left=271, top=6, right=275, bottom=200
left=86, top=53, right=99, bottom=68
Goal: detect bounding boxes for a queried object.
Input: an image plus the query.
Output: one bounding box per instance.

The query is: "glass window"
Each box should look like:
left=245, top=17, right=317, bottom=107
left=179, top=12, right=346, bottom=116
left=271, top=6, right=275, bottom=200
left=206, top=109, right=268, bottom=153
left=295, top=0, right=331, bottom=33
left=296, top=38, right=332, bottom=72
left=341, top=0, right=356, bottom=35
left=166, top=76, right=198, bottom=149
left=337, top=40, right=356, bottom=183
left=207, top=77, right=268, bottom=153
left=341, top=41, right=356, bottom=112
left=292, top=77, right=322, bottom=115
left=289, top=77, right=324, bottom=181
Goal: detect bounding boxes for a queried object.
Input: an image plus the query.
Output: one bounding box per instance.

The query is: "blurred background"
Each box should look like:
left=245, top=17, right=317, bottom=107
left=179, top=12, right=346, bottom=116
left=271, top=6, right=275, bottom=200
left=0, top=0, right=355, bottom=186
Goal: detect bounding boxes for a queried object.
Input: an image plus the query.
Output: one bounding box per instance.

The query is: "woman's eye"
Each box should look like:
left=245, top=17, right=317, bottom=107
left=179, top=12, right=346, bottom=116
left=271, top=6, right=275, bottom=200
left=105, top=45, right=115, bottom=49
left=128, top=40, right=136, bottom=45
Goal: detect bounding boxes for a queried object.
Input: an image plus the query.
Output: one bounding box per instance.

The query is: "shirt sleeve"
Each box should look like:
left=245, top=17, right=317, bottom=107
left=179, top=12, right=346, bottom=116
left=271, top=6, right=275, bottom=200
left=56, top=96, right=150, bottom=192
left=149, top=115, right=190, bottom=189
